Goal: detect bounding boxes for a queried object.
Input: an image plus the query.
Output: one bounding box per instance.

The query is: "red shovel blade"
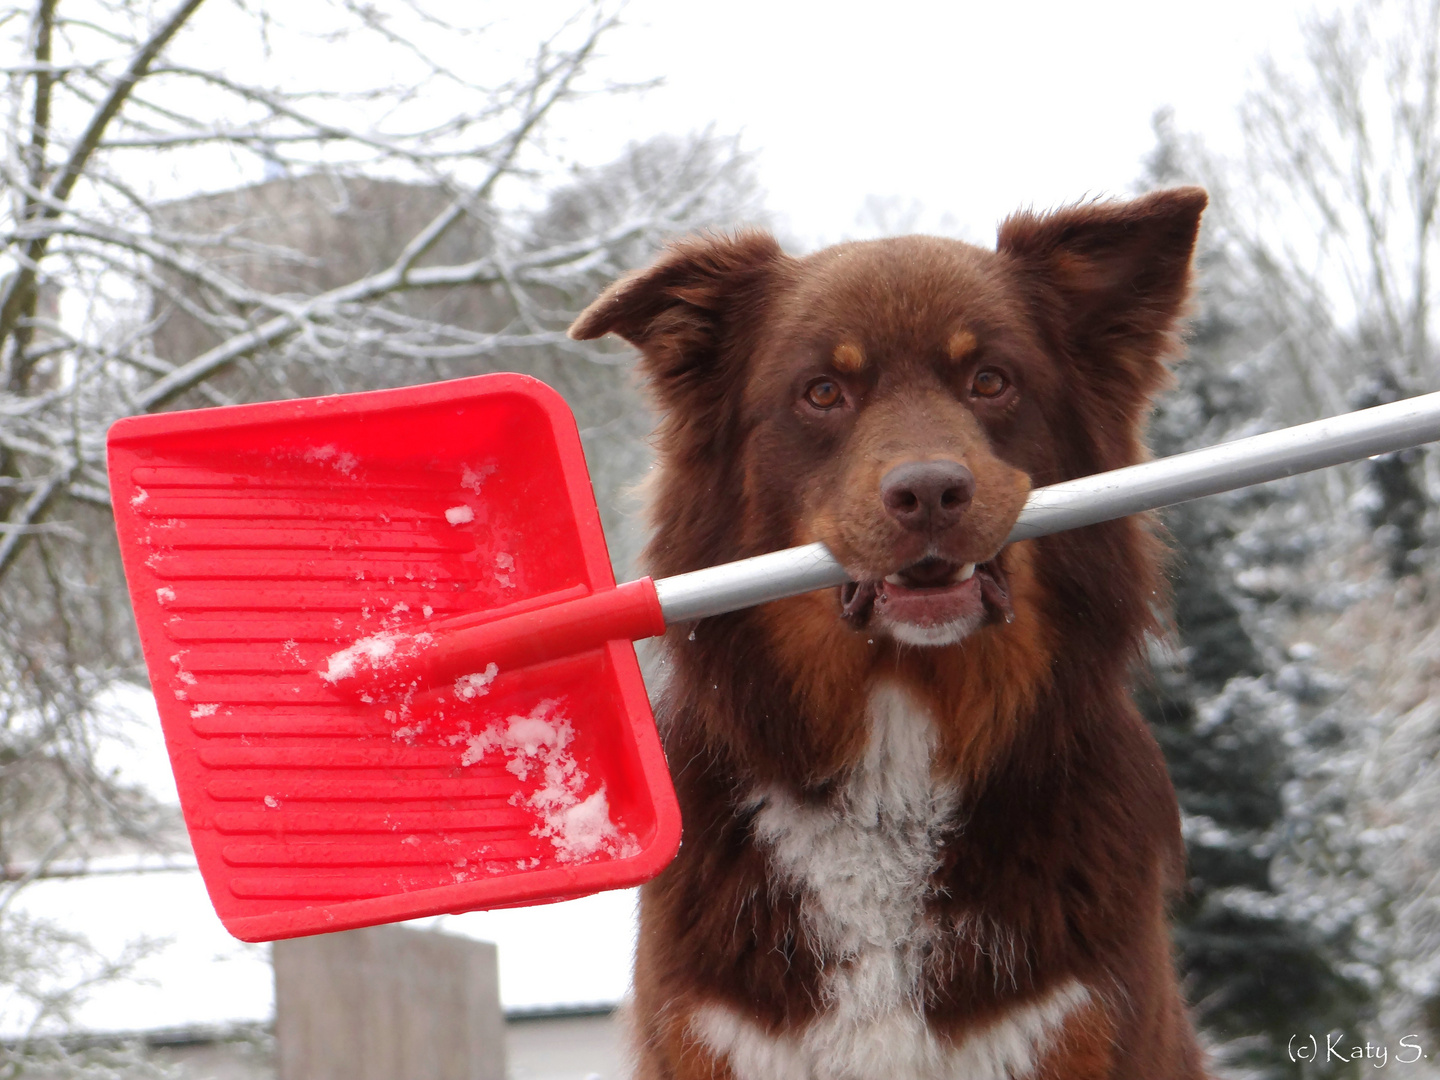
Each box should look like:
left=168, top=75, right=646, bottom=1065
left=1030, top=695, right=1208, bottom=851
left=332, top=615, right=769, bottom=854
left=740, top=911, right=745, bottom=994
left=108, top=374, right=680, bottom=942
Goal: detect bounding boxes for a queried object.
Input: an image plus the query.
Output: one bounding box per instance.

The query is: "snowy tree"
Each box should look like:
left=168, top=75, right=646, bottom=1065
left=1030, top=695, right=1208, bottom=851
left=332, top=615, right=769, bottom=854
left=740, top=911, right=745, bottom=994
left=1213, top=0, right=1440, bottom=1057
left=1134, top=126, right=1376, bottom=1074
left=1223, top=0, right=1440, bottom=573
left=1225, top=0, right=1440, bottom=414
left=0, top=0, right=759, bottom=1062
left=1140, top=0, right=1440, bottom=1069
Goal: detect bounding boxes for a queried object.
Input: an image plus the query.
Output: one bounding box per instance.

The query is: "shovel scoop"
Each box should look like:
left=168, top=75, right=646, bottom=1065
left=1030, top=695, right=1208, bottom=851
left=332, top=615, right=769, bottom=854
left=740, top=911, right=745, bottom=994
left=109, top=374, right=679, bottom=942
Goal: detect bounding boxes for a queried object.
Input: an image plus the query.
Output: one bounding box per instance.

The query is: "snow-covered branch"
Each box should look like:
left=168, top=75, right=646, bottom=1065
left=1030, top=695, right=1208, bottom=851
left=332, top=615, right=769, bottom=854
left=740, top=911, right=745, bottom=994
left=0, top=0, right=761, bottom=1057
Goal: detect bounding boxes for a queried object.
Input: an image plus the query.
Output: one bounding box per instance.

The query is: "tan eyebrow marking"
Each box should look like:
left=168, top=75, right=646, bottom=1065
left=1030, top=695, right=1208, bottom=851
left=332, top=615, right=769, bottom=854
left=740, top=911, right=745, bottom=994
left=835, top=344, right=864, bottom=374
left=947, top=327, right=978, bottom=361
left=832, top=342, right=866, bottom=372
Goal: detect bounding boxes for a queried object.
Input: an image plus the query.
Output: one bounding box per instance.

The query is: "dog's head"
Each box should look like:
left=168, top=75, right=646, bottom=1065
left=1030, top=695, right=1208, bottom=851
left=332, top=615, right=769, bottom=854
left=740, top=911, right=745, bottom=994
left=571, top=189, right=1206, bottom=651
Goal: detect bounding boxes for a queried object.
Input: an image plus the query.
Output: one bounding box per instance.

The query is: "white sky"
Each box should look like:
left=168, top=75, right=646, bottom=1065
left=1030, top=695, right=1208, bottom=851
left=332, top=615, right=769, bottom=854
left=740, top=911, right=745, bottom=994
left=45, top=0, right=1351, bottom=1036
left=549, top=0, right=1330, bottom=247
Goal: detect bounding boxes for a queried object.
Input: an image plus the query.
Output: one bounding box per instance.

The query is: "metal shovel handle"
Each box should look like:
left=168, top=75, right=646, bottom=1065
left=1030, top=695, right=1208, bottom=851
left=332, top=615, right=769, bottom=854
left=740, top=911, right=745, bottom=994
left=653, top=390, right=1440, bottom=625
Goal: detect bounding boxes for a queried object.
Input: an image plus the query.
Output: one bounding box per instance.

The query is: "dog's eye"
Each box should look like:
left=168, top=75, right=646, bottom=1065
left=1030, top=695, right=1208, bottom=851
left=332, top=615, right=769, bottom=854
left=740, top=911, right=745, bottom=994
left=971, top=369, right=1008, bottom=399
left=805, top=379, right=845, bottom=409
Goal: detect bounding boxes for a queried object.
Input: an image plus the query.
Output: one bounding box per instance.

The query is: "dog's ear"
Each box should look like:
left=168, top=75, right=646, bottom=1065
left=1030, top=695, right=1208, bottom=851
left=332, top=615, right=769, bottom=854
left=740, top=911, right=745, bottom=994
left=569, top=230, right=787, bottom=414
left=998, top=187, right=1207, bottom=408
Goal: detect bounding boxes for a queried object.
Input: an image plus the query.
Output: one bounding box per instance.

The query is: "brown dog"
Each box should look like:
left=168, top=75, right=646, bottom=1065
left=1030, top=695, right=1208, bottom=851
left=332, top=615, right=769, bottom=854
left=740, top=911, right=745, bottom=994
left=570, top=187, right=1211, bottom=1080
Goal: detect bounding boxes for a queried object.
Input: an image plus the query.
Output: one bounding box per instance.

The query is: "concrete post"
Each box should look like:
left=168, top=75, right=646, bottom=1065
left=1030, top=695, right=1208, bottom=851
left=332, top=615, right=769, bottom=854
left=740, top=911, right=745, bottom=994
left=274, top=925, right=504, bottom=1080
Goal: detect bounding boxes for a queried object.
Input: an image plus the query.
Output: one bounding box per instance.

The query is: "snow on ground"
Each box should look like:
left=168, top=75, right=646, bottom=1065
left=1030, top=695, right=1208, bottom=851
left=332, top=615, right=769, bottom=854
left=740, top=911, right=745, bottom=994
left=11, top=685, right=641, bottom=1037
left=4, top=867, right=274, bottom=1038
left=4, top=869, right=638, bottom=1037
left=411, top=888, right=639, bottom=1010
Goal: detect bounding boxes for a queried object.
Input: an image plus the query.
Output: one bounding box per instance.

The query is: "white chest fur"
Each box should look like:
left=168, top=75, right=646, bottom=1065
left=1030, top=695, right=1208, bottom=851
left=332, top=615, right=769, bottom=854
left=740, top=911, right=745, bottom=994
left=689, top=682, right=1088, bottom=1080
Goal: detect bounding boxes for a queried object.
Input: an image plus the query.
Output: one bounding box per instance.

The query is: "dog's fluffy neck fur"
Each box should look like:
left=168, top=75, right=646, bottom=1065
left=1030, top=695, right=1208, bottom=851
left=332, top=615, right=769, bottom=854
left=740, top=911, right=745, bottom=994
left=689, top=680, right=1090, bottom=1080
left=750, top=680, right=958, bottom=995
left=638, top=574, right=1193, bottom=1073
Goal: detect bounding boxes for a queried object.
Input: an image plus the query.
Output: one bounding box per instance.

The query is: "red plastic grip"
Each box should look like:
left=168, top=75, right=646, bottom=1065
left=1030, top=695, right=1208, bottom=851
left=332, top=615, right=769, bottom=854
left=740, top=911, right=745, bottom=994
left=342, top=578, right=667, bottom=691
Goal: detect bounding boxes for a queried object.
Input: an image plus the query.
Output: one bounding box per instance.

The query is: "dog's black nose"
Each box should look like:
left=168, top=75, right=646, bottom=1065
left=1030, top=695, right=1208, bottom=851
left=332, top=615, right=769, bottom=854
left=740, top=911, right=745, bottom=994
left=880, top=460, right=975, bottom=532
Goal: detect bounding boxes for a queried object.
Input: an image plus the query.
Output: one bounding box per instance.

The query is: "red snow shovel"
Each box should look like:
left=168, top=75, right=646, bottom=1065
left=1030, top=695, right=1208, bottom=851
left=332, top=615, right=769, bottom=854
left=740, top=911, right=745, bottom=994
left=109, top=374, right=676, bottom=942
left=109, top=374, right=1440, bottom=942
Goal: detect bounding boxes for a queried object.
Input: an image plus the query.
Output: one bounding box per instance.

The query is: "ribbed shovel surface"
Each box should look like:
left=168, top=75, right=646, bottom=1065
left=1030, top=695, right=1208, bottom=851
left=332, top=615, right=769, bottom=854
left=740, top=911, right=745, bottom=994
left=108, top=375, right=679, bottom=941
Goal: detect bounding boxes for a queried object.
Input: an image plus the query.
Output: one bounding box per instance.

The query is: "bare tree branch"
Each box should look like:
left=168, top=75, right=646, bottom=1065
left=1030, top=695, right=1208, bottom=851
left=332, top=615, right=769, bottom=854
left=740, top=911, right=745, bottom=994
left=0, top=6, right=761, bottom=1051
left=0, top=0, right=206, bottom=387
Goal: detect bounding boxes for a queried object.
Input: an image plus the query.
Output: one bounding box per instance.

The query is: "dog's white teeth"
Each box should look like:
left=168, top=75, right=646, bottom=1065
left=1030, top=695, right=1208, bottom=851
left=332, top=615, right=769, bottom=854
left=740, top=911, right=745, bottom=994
left=954, top=562, right=977, bottom=582
left=884, top=573, right=905, bottom=585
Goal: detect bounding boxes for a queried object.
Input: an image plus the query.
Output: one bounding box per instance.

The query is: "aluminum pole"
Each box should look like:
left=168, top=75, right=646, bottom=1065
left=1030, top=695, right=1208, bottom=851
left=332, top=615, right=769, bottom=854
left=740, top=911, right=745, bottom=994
left=653, top=391, right=1440, bottom=625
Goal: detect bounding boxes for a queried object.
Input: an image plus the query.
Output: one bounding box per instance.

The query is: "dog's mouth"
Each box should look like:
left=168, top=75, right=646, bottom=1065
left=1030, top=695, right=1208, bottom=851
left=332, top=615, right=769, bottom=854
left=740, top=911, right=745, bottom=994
left=840, top=555, right=1014, bottom=641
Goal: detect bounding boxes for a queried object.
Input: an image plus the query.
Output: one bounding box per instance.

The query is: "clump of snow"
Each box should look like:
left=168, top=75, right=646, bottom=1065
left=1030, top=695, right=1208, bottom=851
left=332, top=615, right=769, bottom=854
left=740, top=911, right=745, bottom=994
left=461, top=699, right=639, bottom=864
left=461, top=462, right=497, bottom=493
left=320, top=631, right=400, bottom=683
left=303, top=444, right=358, bottom=476
left=445, top=505, right=474, bottom=525
left=494, top=552, right=516, bottom=589
left=130, top=486, right=149, bottom=508
left=548, top=790, right=630, bottom=863
left=422, top=604, right=434, bottom=618
left=189, top=703, right=218, bottom=719
left=263, top=795, right=279, bottom=809
left=169, top=650, right=190, bottom=695
left=155, top=586, right=176, bottom=603
left=454, top=663, right=499, bottom=702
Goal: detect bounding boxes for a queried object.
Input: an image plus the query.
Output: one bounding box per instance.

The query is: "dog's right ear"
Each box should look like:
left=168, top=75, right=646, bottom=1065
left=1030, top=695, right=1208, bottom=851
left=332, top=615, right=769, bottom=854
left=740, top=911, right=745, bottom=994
left=568, top=231, right=786, bottom=411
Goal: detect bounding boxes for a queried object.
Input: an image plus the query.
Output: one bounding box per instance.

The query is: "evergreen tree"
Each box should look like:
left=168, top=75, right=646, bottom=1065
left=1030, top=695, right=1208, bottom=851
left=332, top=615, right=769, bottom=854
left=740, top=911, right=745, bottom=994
left=1350, top=370, right=1431, bottom=578
left=1138, top=115, right=1377, bottom=1078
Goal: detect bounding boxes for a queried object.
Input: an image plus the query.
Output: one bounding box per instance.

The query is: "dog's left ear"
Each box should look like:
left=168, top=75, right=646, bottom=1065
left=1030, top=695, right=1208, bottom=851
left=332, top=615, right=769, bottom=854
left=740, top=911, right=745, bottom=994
left=998, top=186, right=1207, bottom=406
